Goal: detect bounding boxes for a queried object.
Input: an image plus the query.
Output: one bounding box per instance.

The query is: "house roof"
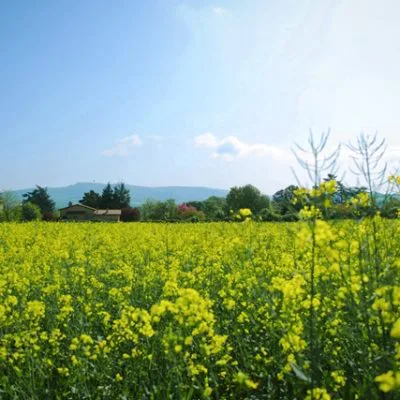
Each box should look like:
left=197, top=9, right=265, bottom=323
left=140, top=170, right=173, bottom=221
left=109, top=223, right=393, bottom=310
left=59, top=203, right=96, bottom=211
left=93, top=209, right=121, bottom=216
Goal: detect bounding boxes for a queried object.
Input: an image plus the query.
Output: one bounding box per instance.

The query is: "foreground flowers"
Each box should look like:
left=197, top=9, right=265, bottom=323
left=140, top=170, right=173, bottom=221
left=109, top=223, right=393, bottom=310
left=0, top=219, right=399, bottom=398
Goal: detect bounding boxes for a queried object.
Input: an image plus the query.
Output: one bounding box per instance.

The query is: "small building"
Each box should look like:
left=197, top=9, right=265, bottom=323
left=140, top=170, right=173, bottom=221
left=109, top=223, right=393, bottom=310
left=93, top=209, right=121, bottom=222
left=59, top=204, right=96, bottom=221
left=59, top=204, right=121, bottom=222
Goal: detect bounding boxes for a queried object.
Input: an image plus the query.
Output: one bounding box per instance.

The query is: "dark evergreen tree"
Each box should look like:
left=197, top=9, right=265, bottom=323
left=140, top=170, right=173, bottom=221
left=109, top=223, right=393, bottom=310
left=100, top=183, right=114, bottom=208
left=23, top=186, right=55, bottom=214
left=113, top=183, right=131, bottom=208
left=80, top=190, right=101, bottom=208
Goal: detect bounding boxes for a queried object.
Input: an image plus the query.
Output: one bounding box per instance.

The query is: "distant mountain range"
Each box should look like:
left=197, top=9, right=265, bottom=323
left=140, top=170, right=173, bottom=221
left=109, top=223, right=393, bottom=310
left=12, top=183, right=229, bottom=209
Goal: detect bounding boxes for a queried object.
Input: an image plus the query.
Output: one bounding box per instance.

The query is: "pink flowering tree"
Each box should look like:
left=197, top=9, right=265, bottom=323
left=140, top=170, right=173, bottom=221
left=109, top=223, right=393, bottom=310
left=177, top=203, right=205, bottom=221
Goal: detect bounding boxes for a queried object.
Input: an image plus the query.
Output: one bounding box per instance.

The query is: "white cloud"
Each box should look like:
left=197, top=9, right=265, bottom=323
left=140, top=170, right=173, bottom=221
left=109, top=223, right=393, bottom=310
left=194, top=132, right=290, bottom=161
left=102, top=134, right=142, bottom=157
left=212, top=6, right=229, bottom=16
left=194, top=132, right=218, bottom=147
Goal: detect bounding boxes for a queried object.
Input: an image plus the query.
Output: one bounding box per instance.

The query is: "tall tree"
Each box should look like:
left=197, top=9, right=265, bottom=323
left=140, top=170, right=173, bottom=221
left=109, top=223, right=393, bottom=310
left=100, top=183, right=114, bottom=209
left=80, top=190, right=101, bottom=208
left=23, top=186, right=55, bottom=214
left=113, top=183, right=131, bottom=208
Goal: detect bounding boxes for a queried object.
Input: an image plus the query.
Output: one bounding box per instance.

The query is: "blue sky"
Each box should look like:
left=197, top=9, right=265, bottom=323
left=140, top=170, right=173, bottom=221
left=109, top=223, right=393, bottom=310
left=1, top=0, right=400, bottom=194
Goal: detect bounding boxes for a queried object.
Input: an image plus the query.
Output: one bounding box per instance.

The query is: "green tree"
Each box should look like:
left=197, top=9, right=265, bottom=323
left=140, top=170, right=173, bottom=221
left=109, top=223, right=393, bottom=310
left=140, top=199, right=156, bottom=221
left=151, top=200, right=174, bottom=221
left=80, top=190, right=101, bottom=208
left=186, top=201, right=205, bottom=212
left=0, top=190, right=21, bottom=221
left=140, top=199, right=177, bottom=221
left=272, top=185, right=302, bottom=216
left=203, top=196, right=227, bottom=220
left=100, top=183, right=114, bottom=209
left=113, top=183, right=131, bottom=208
left=164, top=199, right=178, bottom=220
left=226, top=184, right=269, bottom=215
left=21, top=202, right=42, bottom=221
left=23, top=186, right=55, bottom=214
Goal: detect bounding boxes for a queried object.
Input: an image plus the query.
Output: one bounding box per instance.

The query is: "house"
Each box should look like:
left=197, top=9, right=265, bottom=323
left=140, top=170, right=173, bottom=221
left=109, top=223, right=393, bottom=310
left=92, top=209, right=121, bottom=222
left=59, top=204, right=121, bottom=222
left=59, top=203, right=95, bottom=221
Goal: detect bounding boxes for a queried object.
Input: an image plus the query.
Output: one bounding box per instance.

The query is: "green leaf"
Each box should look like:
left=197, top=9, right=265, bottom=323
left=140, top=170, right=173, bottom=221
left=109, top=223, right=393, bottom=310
left=290, top=363, right=311, bottom=383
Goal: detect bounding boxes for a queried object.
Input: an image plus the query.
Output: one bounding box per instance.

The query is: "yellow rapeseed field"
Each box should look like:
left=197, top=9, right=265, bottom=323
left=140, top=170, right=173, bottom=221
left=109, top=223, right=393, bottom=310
left=1, top=219, right=400, bottom=399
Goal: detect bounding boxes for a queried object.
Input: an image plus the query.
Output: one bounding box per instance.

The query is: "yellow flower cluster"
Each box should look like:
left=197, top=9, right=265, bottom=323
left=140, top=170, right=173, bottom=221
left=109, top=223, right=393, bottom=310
left=349, top=192, right=371, bottom=208
left=389, top=175, right=400, bottom=186
left=233, top=208, right=253, bottom=221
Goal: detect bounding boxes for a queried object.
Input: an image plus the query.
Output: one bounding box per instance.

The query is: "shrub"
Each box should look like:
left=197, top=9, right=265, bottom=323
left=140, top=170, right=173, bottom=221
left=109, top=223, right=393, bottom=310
left=259, top=207, right=282, bottom=222
left=281, top=212, right=299, bottom=222
left=329, top=204, right=356, bottom=220
left=6, top=205, right=22, bottom=222
left=177, top=203, right=205, bottom=221
left=42, top=211, right=59, bottom=221
left=121, top=207, right=141, bottom=222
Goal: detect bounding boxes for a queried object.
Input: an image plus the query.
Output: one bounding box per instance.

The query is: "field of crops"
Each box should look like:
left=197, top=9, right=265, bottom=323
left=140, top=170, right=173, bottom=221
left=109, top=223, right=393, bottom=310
left=1, top=220, right=400, bottom=399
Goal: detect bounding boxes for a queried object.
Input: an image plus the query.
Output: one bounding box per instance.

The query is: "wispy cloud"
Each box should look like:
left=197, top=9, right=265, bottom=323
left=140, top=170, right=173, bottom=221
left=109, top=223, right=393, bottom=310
left=212, top=6, right=229, bottom=16
left=194, top=132, right=289, bottom=161
left=102, top=134, right=142, bottom=157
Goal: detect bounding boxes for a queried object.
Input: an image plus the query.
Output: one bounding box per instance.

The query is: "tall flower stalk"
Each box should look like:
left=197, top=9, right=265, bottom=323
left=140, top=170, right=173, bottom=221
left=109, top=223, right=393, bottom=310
left=292, top=130, right=340, bottom=397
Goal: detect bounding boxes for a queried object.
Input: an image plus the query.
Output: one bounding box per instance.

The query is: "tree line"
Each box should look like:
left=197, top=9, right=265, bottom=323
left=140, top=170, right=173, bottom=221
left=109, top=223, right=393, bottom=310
left=0, top=183, right=134, bottom=222
left=1, top=178, right=399, bottom=223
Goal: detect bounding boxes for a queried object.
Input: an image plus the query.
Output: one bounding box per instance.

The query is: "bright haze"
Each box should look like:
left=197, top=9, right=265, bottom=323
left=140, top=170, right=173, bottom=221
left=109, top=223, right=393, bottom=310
left=1, top=0, right=399, bottom=194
